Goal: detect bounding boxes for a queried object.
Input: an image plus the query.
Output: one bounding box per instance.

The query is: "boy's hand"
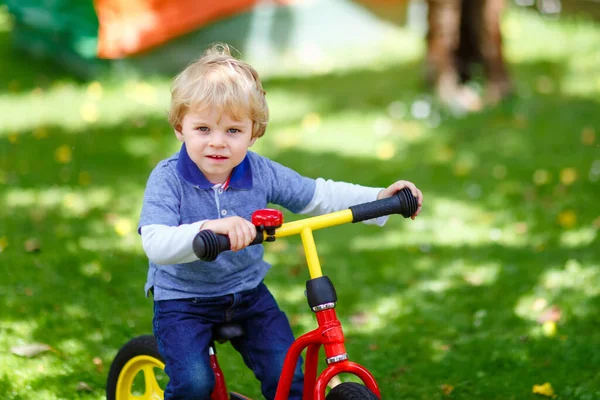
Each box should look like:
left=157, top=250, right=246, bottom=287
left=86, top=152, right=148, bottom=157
left=378, top=180, right=423, bottom=220
left=200, top=217, right=257, bottom=252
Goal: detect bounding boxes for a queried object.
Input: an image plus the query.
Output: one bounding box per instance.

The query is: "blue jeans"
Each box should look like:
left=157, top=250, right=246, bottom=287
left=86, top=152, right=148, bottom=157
left=153, top=282, right=304, bottom=400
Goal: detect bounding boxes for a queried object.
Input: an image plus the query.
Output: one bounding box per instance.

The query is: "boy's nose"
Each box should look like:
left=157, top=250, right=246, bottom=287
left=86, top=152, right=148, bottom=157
left=209, top=132, right=227, bottom=147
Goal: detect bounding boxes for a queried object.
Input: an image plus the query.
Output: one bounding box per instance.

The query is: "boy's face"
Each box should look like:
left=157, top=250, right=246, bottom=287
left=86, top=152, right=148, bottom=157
left=175, top=106, right=256, bottom=183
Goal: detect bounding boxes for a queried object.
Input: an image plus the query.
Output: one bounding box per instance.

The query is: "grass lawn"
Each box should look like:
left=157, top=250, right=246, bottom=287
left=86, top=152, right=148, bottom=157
left=1, top=5, right=600, bottom=400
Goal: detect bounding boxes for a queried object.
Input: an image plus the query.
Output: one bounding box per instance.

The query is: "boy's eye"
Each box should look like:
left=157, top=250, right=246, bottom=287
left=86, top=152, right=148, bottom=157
left=196, top=126, right=209, bottom=132
left=227, top=128, right=240, bottom=133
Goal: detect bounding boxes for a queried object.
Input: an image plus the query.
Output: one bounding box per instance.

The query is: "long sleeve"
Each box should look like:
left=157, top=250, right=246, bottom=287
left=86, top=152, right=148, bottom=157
left=299, top=178, right=388, bottom=226
left=141, top=222, right=206, bottom=265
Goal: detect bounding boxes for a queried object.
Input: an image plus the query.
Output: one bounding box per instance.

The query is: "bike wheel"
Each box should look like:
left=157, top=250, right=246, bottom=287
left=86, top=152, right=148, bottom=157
left=106, top=335, right=166, bottom=400
left=326, top=382, right=379, bottom=400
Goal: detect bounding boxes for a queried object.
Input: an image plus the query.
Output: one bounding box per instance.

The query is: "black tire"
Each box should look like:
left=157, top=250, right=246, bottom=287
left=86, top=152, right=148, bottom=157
left=106, top=335, right=164, bottom=400
left=326, top=382, right=379, bottom=400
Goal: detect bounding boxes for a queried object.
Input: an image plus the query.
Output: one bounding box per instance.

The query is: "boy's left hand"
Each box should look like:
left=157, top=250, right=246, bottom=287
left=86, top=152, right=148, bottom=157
left=378, top=180, right=423, bottom=220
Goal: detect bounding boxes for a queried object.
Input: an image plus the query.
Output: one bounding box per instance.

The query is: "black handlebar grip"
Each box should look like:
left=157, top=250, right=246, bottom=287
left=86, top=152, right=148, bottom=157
left=192, top=230, right=230, bottom=261
left=349, top=187, right=418, bottom=223
left=193, top=229, right=264, bottom=262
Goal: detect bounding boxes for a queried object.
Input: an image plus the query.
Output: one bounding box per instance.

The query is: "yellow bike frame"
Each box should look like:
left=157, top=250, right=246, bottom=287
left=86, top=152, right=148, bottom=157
left=273, top=209, right=354, bottom=279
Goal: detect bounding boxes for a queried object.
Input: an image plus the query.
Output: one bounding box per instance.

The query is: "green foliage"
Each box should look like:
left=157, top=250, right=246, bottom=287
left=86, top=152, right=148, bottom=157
left=1, top=5, right=599, bottom=400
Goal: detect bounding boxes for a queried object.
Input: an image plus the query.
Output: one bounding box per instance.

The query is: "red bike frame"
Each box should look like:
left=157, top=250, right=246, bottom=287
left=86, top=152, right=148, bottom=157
left=275, top=307, right=381, bottom=400
left=209, top=305, right=380, bottom=400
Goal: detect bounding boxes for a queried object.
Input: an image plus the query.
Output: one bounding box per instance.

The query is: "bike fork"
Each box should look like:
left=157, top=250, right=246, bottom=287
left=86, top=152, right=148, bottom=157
left=210, top=343, right=229, bottom=400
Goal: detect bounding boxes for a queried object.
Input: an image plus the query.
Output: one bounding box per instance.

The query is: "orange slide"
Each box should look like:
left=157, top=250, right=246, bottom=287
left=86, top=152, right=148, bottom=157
left=93, top=0, right=404, bottom=59
left=94, top=0, right=260, bottom=59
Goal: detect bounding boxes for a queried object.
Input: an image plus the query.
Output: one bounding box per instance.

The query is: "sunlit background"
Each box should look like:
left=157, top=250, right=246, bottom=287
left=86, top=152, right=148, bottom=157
left=1, top=0, right=599, bottom=399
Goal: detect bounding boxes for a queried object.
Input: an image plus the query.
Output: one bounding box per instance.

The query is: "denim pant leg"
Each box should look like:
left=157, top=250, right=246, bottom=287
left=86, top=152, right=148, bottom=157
left=153, top=297, right=229, bottom=400
left=230, top=283, right=304, bottom=400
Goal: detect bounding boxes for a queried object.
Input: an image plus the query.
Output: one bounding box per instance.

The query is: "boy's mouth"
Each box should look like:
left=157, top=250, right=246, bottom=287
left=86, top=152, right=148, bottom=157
left=207, top=155, right=228, bottom=160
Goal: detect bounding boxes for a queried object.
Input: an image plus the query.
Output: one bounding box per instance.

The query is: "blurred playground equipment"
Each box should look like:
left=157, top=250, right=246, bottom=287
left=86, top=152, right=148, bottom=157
left=2, top=0, right=595, bottom=98
left=1, top=0, right=418, bottom=78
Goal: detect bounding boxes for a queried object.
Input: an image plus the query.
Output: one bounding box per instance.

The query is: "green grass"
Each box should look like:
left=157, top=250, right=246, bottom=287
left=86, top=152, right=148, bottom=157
left=1, top=5, right=600, bottom=400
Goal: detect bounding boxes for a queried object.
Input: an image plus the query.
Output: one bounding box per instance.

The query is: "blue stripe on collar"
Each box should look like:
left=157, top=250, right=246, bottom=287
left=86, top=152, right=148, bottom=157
left=228, top=153, right=253, bottom=190
left=176, top=143, right=253, bottom=190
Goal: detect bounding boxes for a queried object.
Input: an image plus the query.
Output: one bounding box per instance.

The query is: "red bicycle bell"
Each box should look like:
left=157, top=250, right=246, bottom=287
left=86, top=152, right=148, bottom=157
left=252, top=209, right=284, bottom=229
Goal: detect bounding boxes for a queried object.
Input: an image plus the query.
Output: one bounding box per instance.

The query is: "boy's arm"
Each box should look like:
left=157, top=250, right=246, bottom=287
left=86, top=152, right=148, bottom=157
left=258, top=154, right=422, bottom=223
left=141, top=217, right=257, bottom=264
left=141, top=222, right=207, bottom=265
left=299, top=178, right=388, bottom=226
left=139, top=163, right=211, bottom=264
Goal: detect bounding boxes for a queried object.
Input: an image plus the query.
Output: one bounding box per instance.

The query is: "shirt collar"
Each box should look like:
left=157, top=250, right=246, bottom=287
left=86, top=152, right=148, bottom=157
left=214, top=175, right=231, bottom=191
left=176, top=143, right=253, bottom=190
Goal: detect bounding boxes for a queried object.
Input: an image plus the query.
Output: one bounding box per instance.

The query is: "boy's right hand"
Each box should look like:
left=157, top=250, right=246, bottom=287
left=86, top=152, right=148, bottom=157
left=200, top=217, right=257, bottom=252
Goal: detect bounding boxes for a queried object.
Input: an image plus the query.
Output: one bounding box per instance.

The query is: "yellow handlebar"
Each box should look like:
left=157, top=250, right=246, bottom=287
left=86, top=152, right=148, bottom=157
left=193, top=188, right=417, bottom=270
left=273, top=209, right=354, bottom=279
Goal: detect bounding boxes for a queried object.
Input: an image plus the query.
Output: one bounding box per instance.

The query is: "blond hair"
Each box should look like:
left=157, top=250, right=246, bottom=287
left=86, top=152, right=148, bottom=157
left=168, top=43, right=269, bottom=139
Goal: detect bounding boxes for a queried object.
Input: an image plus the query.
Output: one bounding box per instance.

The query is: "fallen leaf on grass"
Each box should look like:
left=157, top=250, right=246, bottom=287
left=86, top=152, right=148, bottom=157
left=542, top=321, right=557, bottom=337
left=557, top=210, right=577, bottom=228
left=559, top=168, right=577, bottom=185
left=76, top=382, right=93, bottom=392
left=55, top=145, right=72, bottom=164
left=0, top=236, right=8, bottom=252
left=10, top=343, right=54, bottom=357
left=533, top=382, right=556, bottom=398
left=581, top=126, right=595, bottom=145
left=440, top=383, right=454, bottom=395
left=24, top=238, right=41, bottom=253
left=93, top=357, right=104, bottom=372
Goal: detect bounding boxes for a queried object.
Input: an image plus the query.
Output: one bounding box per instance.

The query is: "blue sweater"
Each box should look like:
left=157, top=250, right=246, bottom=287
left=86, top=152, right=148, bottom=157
left=138, top=144, right=316, bottom=300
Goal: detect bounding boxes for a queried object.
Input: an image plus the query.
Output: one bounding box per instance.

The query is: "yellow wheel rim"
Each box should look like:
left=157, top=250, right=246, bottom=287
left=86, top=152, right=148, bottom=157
left=115, top=355, right=165, bottom=400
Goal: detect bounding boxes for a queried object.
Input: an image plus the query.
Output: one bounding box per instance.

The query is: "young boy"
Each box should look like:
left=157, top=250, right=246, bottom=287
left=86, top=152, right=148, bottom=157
left=139, top=43, right=423, bottom=400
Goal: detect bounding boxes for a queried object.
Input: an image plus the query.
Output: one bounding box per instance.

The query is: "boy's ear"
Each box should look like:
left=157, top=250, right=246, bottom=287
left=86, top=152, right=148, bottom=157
left=174, top=124, right=184, bottom=141
left=249, top=137, right=257, bottom=147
